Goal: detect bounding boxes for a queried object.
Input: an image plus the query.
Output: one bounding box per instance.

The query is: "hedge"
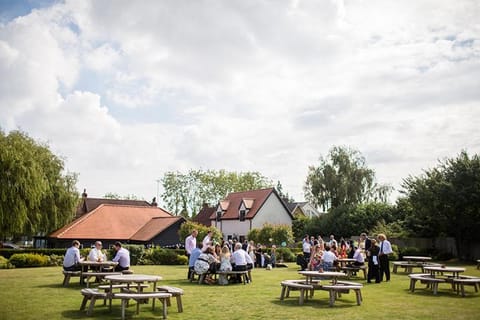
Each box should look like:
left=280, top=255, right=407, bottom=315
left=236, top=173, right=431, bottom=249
left=9, top=253, right=49, bottom=268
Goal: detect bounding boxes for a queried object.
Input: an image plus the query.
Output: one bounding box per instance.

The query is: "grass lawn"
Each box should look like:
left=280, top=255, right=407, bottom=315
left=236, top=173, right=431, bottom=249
left=0, top=263, right=479, bottom=320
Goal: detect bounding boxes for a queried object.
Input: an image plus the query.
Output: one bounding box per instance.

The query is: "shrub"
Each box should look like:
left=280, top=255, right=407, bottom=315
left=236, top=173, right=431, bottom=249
left=9, top=253, right=48, bottom=268
left=0, top=256, right=14, bottom=269
left=139, top=249, right=187, bottom=265
left=47, top=254, right=64, bottom=266
left=274, top=247, right=296, bottom=262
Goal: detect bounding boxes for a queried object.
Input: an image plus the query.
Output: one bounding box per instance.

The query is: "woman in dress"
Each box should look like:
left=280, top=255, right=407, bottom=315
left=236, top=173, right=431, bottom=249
left=218, top=245, right=233, bottom=285
left=194, top=246, right=218, bottom=284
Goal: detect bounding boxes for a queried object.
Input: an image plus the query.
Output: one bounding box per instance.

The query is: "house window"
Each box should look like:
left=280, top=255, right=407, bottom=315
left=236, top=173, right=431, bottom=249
left=239, top=210, right=246, bottom=221
left=216, top=211, right=222, bottom=221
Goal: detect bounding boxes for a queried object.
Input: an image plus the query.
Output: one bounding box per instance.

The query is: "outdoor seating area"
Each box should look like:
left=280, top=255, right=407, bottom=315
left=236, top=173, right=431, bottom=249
left=279, top=270, right=364, bottom=307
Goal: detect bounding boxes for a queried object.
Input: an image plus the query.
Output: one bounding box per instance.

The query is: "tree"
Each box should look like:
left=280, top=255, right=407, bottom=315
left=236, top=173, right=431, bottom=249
left=161, top=169, right=273, bottom=217
left=304, top=146, right=392, bottom=211
left=275, top=180, right=295, bottom=203
left=247, top=223, right=294, bottom=246
left=104, top=193, right=140, bottom=200
left=0, top=130, right=78, bottom=238
left=401, top=150, right=480, bottom=259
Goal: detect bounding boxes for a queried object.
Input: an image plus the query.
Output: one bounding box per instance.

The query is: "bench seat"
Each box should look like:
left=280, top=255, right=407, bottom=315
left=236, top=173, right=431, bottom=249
left=80, top=288, right=107, bottom=316
left=452, top=277, right=480, bottom=297
left=280, top=280, right=314, bottom=305
left=62, top=270, right=81, bottom=287
left=408, top=274, right=445, bottom=295
left=339, top=265, right=367, bottom=279
left=114, top=292, right=172, bottom=320
left=157, top=286, right=184, bottom=312
left=320, top=284, right=363, bottom=307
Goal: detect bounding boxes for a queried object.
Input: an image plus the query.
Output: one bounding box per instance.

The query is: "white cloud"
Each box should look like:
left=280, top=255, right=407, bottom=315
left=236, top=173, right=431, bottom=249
left=0, top=0, right=479, bottom=204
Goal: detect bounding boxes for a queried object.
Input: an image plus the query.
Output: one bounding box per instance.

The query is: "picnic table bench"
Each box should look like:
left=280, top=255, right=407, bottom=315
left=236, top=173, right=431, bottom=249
left=339, top=265, right=367, bottom=279
left=452, top=276, right=480, bottom=297
left=408, top=273, right=446, bottom=295
left=280, top=280, right=315, bottom=305
left=157, top=286, right=184, bottom=312
left=320, top=283, right=363, bottom=307
left=114, top=292, right=172, bottom=320
left=63, top=270, right=81, bottom=287
left=192, top=270, right=249, bottom=285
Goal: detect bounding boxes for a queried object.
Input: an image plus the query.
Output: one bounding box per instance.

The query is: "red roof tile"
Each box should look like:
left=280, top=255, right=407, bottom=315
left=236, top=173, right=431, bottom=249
left=131, top=217, right=183, bottom=241
left=76, top=198, right=152, bottom=218
left=50, top=204, right=177, bottom=240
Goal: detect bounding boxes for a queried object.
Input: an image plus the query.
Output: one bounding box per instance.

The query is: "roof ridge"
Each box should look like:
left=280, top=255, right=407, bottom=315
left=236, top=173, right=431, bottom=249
left=54, top=203, right=106, bottom=238
left=225, top=187, right=273, bottom=195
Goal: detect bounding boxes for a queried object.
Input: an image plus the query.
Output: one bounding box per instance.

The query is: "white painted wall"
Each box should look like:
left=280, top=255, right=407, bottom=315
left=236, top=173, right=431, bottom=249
left=251, top=193, right=292, bottom=228
left=302, top=203, right=322, bottom=218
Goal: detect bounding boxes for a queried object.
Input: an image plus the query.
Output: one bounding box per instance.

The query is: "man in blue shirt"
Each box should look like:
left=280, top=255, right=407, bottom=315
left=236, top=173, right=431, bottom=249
left=188, top=242, right=202, bottom=280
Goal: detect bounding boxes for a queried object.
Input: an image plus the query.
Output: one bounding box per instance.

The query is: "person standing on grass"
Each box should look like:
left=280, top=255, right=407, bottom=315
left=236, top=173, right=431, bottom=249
left=302, top=234, right=311, bottom=261
left=378, top=234, right=393, bottom=282
left=63, top=240, right=84, bottom=271
left=112, top=241, right=130, bottom=272
left=367, top=239, right=380, bottom=283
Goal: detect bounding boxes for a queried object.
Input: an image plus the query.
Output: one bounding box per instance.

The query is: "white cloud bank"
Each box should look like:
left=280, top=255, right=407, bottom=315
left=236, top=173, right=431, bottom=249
left=1, top=0, right=479, bottom=204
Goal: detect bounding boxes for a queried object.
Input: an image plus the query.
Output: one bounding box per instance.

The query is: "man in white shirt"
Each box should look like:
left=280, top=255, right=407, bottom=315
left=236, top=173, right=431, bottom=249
left=231, top=242, right=251, bottom=282
left=329, top=235, right=338, bottom=248
left=185, top=229, right=198, bottom=258
left=112, top=241, right=130, bottom=271
left=88, top=241, right=107, bottom=262
left=202, top=230, right=213, bottom=252
left=302, top=235, right=311, bottom=261
left=63, top=240, right=84, bottom=271
left=321, top=246, right=337, bottom=271
left=352, top=247, right=365, bottom=266
left=378, top=233, right=393, bottom=282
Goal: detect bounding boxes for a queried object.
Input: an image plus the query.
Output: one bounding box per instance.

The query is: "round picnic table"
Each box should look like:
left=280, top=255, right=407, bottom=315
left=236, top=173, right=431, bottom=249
left=403, top=256, right=432, bottom=262
left=298, top=271, right=346, bottom=284
left=337, top=258, right=356, bottom=268
left=423, top=266, right=465, bottom=278
left=105, top=274, right=163, bottom=309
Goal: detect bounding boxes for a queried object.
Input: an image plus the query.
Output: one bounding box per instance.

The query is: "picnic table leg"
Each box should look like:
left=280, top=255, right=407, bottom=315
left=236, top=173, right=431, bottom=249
left=354, top=289, right=362, bottom=305
left=121, top=299, right=127, bottom=320
left=280, top=285, right=287, bottom=300
left=328, top=290, right=335, bottom=307
left=298, top=289, right=305, bottom=305
left=162, top=298, right=167, bottom=319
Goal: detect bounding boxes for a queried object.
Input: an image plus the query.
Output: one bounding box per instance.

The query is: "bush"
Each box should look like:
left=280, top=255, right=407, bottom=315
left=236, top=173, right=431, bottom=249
left=274, top=247, right=296, bottom=262
left=139, top=249, right=187, bottom=265
left=0, top=256, right=14, bottom=269
left=9, top=253, right=48, bottom=268
left=389, top=244, right=399, bottom=261
left=47, top=254, right=64, bottom=266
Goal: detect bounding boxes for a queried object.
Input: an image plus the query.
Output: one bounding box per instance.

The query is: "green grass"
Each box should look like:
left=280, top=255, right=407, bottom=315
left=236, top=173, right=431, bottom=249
left=0, top=263, right=479, bottom=320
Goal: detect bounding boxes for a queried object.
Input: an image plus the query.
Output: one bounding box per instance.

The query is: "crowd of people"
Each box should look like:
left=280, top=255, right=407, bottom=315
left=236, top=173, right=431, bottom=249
left=185, top=229, right=277, bottom=285
left=300, top=233, right=393, bottom=283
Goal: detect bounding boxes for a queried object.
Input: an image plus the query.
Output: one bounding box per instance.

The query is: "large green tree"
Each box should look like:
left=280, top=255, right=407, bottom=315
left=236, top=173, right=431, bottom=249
left=304, top=146, right=392, bottom=211
left=401, top=150, right=480, bottom=259
left=161, top=169, right=273, bottom=217
left=0, top=130, right=78, bottom=238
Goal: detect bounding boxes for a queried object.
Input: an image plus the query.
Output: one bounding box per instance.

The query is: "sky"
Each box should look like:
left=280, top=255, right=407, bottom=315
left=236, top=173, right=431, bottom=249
left=1, top=0, right=479, bottom=206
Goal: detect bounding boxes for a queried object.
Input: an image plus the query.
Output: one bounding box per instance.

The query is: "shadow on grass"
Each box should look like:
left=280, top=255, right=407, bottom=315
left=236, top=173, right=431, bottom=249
left=62, top=307, right=168, bottom=319
left=271, top=298, right=355, bottom=309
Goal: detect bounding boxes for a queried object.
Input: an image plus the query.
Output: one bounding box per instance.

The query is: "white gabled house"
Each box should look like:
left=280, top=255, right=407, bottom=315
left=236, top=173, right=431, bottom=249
left=210, top=188, right=293, bottom=242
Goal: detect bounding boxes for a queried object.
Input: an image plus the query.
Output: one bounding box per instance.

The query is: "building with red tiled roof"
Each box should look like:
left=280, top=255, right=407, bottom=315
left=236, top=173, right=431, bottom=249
left=193, top=203, right=216, bottom=226
left=48, top=203, right=185, bottom=248
left=209, top=188, right=293, bottom=242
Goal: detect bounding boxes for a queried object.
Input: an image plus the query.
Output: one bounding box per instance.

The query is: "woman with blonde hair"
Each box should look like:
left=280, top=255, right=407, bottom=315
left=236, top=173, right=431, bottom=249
left=309, top=244, right=324, bottom=271
left=218, top=245, right=233, bottom=285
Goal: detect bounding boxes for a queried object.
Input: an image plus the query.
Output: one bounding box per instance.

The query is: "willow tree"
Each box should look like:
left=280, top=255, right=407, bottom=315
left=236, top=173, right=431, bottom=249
left=304, top=146, right=392, bottom=211
left=0, top=130, right=78, bottom=238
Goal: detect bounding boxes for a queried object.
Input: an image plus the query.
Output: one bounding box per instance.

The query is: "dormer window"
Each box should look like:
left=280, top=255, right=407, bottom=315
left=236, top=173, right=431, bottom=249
left=239, top=209, right=246, bottom=221
left=216, top=211, right=222, bottom=221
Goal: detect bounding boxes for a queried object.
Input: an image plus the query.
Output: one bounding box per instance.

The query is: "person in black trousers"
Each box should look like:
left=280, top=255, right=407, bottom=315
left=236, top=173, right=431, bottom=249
left=367, top=239, right=380, bottom=283
left=378, top=233, right=393, bottom=282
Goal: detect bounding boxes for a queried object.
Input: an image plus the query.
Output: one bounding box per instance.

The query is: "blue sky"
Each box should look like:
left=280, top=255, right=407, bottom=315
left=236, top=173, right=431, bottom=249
left=1, top=0, right=479, bottom=206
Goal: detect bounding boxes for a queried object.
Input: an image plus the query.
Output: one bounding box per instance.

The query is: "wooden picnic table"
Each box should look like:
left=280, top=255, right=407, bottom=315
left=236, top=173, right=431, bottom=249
left=403, top=256, right=432, bottom=263
left=79, top=260, right=118, bottom=286
left=337, top=258, right=356, bottom=268
left=298, top=271, right=346, bottom=285
left=423, top=266, right=465, bottom=278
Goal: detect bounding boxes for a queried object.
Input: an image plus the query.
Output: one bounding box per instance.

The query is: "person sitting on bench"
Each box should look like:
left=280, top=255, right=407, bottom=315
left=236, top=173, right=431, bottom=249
left=112, top=241, right=130, bottom=272
left=63, top=240, right=84, bottom=271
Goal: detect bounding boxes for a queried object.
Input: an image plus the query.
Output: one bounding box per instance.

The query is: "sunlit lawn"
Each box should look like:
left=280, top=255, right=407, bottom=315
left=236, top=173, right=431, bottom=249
left=0, top=263, right=479, bottom=320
